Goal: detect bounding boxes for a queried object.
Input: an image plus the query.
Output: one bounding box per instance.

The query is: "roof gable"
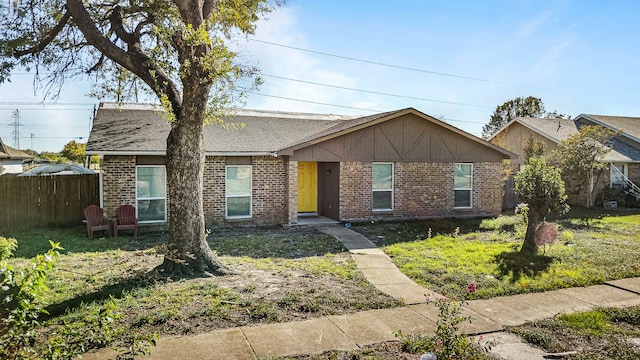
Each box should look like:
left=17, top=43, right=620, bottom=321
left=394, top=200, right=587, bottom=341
left=490, top=115, right=640, bottom=163
left=281, top=108, right=514, bottom=162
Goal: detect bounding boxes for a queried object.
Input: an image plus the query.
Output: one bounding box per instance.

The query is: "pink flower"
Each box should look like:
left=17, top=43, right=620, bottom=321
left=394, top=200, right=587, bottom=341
left=466, top=281, right=477, bottom=293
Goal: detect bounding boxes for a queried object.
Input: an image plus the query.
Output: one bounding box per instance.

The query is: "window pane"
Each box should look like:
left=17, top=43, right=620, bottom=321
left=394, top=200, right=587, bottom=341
left=227, top=196, right=251, bottom=217
left=373, top=164, right=392, bottom=189
left=454, top=190, right=471, bottom=208
left=226, top=166, right=251, bottom=196
left=454, top=164, right=472, bottom=189
left=137, top=199, right=166, bottom=222
left=137, top=167, right=166, bottom=198
left=373, top=191, right=392, bottom=210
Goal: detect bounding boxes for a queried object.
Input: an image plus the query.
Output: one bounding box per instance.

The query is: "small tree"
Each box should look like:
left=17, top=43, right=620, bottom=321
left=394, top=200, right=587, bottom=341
left=553, top=125, right=618, bottom=207
left=515, top=156, right=568, bottom=253
left=61, top=140, right=86, bottom=164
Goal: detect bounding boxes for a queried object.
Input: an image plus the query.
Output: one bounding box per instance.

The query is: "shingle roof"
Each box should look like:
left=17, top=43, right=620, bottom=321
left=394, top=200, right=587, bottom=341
left=496, top=116, right=640, bottom=162
left=579, top=114, right=640, bottom=143
left=0, top=137, right=32, bottom=160
left=513, top=117, right=579, bottom=143
left=86, top=103, right=355, bottom=155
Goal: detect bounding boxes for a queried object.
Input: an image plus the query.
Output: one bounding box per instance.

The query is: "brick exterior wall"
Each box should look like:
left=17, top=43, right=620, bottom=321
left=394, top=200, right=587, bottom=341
left=564, top=163, right=640, bottom=207
left=251, top=156, right=289, bottom=225
left=203, top=156, right=226, bottom=221
left=102, top=156, right=136, bottom=219
left=203, top=155, right=289, bottom=226
left=339, top=161, right=503, bottom=221
left=102, top=156, right=503, bottom=227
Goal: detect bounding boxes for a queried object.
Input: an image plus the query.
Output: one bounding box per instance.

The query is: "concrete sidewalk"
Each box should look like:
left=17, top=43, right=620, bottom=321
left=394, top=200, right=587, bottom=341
left=83, top=225, right=640, bottom=359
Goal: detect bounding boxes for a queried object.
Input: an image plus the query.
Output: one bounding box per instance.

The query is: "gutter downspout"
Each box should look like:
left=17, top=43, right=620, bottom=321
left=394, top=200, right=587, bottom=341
left=98, top=155, right=104, bottom=208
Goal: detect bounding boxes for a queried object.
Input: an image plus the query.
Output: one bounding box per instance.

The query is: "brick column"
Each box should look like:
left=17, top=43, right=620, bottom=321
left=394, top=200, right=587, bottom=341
left=288, top=160, right=298, bottom=224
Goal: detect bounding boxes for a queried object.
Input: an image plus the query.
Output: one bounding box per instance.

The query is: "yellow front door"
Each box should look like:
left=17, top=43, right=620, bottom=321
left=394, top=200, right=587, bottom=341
left=297, top=162, right=318, bottom=213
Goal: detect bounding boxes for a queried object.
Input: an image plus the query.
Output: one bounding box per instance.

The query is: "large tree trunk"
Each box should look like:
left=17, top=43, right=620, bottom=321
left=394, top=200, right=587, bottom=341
left=160, top=90, right=235, bottom=276
left=521, top=209, right=542, bottom=254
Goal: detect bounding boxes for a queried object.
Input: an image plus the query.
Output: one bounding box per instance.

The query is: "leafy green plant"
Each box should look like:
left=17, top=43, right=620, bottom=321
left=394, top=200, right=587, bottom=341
left=1, top=239, right=63, bottom=359
left=0, top=238, right=156, bottom=359
left=395, top=297, right=491, bottom=359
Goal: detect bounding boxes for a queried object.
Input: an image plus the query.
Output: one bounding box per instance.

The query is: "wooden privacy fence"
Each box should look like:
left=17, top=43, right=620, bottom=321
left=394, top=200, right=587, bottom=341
left=0, top=174, right=99, bottom=230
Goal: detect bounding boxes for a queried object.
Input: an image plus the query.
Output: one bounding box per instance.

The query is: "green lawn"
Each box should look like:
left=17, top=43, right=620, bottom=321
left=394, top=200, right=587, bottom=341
left=352, top=208, right=640, bottom=299
left=1, top=225, right=401, bottom=354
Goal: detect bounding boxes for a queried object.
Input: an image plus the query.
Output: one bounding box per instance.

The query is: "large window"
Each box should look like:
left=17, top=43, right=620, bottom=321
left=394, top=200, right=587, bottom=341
left=226, top=165, right=252, bottom=218
left=136, top=166, right=167, bottom=222
left=372, top=163, right=393, bottom=211
left=610, top=163, right=628, bottom=186
left=454, top=163, right=473, bottom=208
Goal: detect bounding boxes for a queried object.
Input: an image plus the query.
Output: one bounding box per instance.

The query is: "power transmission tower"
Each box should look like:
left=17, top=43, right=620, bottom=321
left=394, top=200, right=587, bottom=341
left=8, top=109, right=23, bottom=149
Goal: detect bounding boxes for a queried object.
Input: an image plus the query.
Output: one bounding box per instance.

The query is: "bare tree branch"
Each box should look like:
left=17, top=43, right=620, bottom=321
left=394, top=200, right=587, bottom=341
left=66, top=0, right=182, bottom=112
left=13, top=12, right=72, bottom=57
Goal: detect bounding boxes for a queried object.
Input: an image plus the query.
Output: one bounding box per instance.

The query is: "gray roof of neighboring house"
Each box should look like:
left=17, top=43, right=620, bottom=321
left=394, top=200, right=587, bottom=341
left=511, top=117, right=579, bottom=143
left=0, top=137, right=32, bottom=160
left=491, top=115, right=640, bottom=163
left=578, top=114, right=640, bottom=143
left=86, top=103, right=355, bottom=155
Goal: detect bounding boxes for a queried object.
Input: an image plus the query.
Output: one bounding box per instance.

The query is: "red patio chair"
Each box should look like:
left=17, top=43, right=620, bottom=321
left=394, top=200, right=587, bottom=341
left=83, top=205, right=111, bottom=239
left=112, top=204, right=139, bottom=237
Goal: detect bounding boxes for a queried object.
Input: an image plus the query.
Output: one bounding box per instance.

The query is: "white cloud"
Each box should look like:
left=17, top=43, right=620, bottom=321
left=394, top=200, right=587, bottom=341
left=232, top=6, right=365, bottom=114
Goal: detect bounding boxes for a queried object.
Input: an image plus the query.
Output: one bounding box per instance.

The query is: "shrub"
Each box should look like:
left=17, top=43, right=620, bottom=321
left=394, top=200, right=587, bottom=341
left=395, top=297, right=492, bottom=359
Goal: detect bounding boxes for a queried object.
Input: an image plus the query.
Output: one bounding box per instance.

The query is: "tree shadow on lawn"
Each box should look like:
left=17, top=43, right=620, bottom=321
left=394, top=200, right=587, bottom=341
left=43, top=269, right=164, bottom=320
left=495, top=250, right=554, bottom=284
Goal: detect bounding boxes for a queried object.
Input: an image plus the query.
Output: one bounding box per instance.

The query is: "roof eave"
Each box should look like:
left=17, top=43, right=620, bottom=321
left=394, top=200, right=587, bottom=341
left=86, top=150, right=277, bottom=157
left=576, top=114, right=640, bottom=145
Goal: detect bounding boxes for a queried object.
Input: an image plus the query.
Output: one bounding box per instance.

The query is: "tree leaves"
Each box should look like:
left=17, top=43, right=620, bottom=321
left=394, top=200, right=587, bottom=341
left=482, top=96, right=570, bottom=138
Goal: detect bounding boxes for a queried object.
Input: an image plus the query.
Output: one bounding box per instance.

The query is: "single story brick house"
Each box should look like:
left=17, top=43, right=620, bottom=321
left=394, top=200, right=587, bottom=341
left=489, top=114, right=640, bottom=207
left=86, top=102, right=514, bottom=226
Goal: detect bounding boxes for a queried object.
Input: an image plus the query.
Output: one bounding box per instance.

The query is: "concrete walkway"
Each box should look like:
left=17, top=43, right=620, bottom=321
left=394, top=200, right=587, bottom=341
left=83, top=225, right=640, bottom=359
left=314, top=224, right=442, bottom=304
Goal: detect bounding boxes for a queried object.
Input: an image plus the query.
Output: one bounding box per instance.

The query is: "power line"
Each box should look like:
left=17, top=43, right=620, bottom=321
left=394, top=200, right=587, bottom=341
left=250, top=38, right=515, bottom=85
left=248, top=92, right=381, bottom=113
left=262, top=74, right=492, bottom=108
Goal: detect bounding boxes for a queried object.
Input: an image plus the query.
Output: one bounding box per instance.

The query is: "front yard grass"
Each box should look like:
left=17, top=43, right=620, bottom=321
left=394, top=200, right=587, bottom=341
left=2, top=225, right=402, bottom=352
left=352, top=207, right=640, bottom=299
left=508, top=305, right=640, bottom=359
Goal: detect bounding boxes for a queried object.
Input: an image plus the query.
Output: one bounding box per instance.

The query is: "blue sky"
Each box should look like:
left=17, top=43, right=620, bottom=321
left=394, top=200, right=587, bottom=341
left=1, top=0, right=639, bottom=151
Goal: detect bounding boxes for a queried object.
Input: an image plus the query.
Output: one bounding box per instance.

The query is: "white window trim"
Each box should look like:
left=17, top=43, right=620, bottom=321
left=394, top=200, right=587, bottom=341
left=225, top=165, right=252, bottom=219
left=372, top=162, right=394, bottom=211
left=135, top=165, right=167, bottom=223
left=610, top=162, right=628, bottom=186
left=454, top=163, right=473, bottom=209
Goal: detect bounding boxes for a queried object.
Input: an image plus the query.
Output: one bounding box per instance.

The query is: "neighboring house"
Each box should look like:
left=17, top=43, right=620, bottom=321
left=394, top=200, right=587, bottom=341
left=489, top=114, right=640, bottom=207
left=0, top=137, right=32, bottom=175
left=86, top=102, right=514, bottom=226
